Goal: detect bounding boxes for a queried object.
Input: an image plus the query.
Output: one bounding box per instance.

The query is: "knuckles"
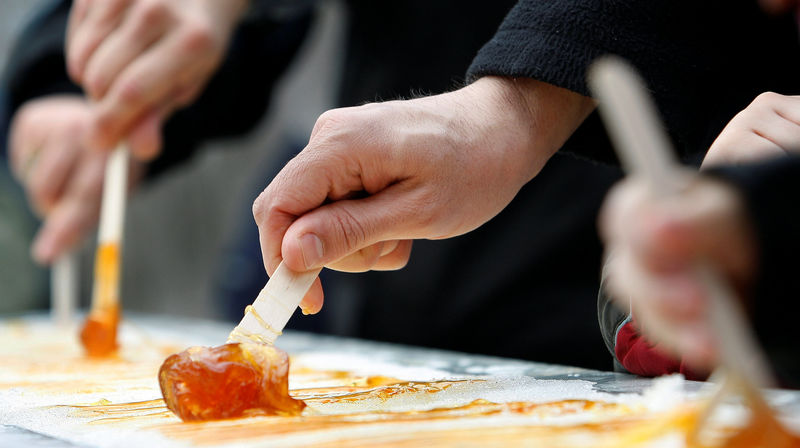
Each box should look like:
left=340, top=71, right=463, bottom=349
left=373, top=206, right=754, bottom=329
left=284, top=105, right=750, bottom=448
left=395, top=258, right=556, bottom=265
left=251, top=191, right=275, bottom=225
left=329, top=207, right=368, bottom=254
left=117, top=78, right=144, bottom=107
left=179, top=18, right=216, bottom=55
left=751, top=91, right=781, bottom=107
left=133, top=0, right=169, bottom=27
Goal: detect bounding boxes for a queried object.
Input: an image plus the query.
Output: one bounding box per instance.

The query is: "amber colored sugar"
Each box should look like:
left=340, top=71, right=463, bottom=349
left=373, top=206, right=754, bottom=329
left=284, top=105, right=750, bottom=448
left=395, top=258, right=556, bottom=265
left=80, top=243, right=122, bottom=358
left=79, top=306, right=119, bottom=358
left=158, top=343, right=306, bottom=421
left=716, top=402, right=800, bottom=448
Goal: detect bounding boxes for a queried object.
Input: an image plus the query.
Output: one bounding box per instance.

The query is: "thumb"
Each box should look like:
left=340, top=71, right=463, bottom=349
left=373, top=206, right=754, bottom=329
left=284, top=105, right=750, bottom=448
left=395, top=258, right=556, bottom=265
left=280, top=184, right=422, bottom=272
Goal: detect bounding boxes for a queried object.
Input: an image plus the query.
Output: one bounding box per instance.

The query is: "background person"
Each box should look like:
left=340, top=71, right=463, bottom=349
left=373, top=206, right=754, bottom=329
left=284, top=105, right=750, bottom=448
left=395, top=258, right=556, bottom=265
left=600, top=93, right=800, bottom=385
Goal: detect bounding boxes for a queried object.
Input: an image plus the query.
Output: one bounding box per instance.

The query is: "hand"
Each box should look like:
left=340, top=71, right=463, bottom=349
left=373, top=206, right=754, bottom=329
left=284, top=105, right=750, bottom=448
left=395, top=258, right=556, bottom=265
left=66, top=0, right=249, bottom=159
left=253, top=76, right=594, bottom=314
left=703, top=92, right=800, bottom=168
left=599, top=176, right=757, bottom=368
left=9, top=95, right=145, bottom=264
left=759, top=0, right=799, bottom=14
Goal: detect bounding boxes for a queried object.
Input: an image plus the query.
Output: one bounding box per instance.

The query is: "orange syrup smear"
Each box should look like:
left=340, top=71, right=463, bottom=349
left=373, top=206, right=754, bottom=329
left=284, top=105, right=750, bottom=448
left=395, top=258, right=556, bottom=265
left=80, top=243, right=121, bottom=357
left=709, top=401, right=800, bottom=448
left=158, top=343, right=305, bottom=421
left=57, top=374, right=800, bottom=447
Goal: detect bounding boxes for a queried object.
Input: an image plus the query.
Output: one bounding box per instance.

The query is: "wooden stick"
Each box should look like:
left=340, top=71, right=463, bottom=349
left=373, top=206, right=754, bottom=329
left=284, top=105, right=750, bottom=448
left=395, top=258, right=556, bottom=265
left=51, top=251, right=77, bottom=327
left=588, top=56, right=775, bottom=390
left=89, top=144, right=129, bottom=313
left=588, top=58, right=787, bottom=443
left=228, top=262, right=322, bottom=345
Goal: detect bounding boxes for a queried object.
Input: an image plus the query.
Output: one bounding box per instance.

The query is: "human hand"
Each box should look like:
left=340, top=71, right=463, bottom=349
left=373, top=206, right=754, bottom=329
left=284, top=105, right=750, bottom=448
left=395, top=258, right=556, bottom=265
left=599, top=176, right=757, bottom=368
left=253, top=76, right=594, bottom=313
left=9, top=95, right=144, bottom=264
left=66, top=0, right=249, bottom=159
left=703, top=92, right=800, bottom=169
left=759, top=0, right=799, bottom=14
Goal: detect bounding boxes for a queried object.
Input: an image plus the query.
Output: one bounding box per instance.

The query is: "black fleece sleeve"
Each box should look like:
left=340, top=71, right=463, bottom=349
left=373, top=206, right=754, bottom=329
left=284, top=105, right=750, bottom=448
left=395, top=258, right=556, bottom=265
left=467, top=0, right=705, bottom=97
left=466, top=0, right=800, bottom=164
left=1, top=0, right=312, bottom=177
left=709, top=156, right=800, bottom=385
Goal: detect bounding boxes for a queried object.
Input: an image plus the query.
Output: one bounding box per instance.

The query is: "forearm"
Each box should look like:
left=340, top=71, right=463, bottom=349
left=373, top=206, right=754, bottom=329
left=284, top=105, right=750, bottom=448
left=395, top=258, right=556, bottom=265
left=505, top=76, right=596, bottom=176
left=469, top=76, right=595, bottom=184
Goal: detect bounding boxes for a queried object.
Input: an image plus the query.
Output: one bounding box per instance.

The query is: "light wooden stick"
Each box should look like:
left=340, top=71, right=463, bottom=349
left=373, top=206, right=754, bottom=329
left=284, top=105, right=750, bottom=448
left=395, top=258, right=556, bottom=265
left=588, top=56, right=775, bottom=389
left=228, top=262, right=322, bottom=345
left=51, top=251, right=77, bottom=327
left=97, top=145, right=129, bottom=246
left=588, top=56, right=780, bottom=438
left=89, top=144, right=129, bottom=313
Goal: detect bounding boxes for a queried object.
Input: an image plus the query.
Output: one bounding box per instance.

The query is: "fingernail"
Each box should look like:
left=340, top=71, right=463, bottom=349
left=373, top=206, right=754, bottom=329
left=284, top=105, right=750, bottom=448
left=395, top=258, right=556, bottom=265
left=298, top=233, right=323, bottom=269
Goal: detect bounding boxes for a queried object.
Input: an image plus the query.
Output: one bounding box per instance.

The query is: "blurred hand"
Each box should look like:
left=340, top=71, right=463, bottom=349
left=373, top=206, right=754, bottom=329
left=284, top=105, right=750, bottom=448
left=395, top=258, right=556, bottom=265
left=9, top=95, right=145, bottom=264
left=599, top=176, right=757, bottom=368
left=66, top=0, right=249, bottom=159
left=759, top=0, right=799, bottom=14
left=703, top=92, right=800, bottom=168
left=253, top=76, right=594, bottom=313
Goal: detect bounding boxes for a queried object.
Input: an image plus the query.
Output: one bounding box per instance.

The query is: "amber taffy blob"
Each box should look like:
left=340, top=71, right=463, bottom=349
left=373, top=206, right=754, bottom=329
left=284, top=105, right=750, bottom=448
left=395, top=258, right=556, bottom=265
left=716, top=400, right=800, bottom=448
left=158, top=343, right=306, bottom=421
left=79, top=305, right=119, bottom=357
left=80, top=243, right=121, bottom=357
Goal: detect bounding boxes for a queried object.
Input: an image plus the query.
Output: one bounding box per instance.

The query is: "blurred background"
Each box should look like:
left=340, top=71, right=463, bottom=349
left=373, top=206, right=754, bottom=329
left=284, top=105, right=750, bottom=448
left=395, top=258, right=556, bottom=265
left=0, top=0, right=346, bottom=317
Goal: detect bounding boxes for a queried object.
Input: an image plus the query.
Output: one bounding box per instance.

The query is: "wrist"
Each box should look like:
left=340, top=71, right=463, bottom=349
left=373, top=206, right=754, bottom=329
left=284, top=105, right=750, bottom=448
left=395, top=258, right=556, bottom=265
left=468, top=76, right=595, bottom=182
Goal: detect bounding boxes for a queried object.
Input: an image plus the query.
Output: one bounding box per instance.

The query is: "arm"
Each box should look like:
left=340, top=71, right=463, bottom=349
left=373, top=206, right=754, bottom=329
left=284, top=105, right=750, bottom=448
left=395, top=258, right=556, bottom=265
left=3, top=1, right=311, bottom=263
left=253, top=76, right=594, bottom=313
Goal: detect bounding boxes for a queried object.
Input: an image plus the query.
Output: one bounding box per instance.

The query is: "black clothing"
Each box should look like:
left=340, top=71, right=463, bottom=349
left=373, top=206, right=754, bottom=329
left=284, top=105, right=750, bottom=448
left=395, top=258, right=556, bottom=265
left=711, top=156, right=800, bottom=384
left=467, top=0, right=800, bottom=376
left=469, top=0, right=800, bottom=164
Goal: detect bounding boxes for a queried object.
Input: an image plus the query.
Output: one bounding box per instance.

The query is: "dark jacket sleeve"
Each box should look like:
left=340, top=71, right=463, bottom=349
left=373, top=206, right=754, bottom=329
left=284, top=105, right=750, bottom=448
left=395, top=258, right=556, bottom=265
left=466, top=0, right=800, bottom=164
left=709, top=156, right=800, bottom=385
left=1, top=0, right=312, bottom=176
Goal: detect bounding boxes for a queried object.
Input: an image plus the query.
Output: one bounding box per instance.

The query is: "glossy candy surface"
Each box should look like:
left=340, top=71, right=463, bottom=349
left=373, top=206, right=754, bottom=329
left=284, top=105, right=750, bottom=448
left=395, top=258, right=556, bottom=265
left=159, top=343, right=305, bottom=421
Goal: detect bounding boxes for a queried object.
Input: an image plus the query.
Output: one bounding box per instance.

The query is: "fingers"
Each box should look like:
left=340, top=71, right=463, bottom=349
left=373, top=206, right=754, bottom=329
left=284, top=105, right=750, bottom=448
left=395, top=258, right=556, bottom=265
left=600, top=176, right=754, bottom=369
left=608, top=248, right=706, bottom=321
left=759, top=0, right=798, bottom=14
left=298, top=279, right=324, bottom=315
left=8, top=97, right=90, bottom=215
left=125, top=109, right=165, bottom=160
left=278, top=183, right=425, bottom=273
left=31, top=152, right=107, bottom=264
left=82, top=1, right=170, bottom=99
left=325, top=239, right=413, bottom=272
left=286, top=241, right=411, bottom=316
left=748, top=108, right=800, bottom=153
left=704, top=93, right=800, bottom=167
left=87, top=25, right=217, bottom=154
left=601, top=177, right=751, bottom=278
left=8, top=106, right=47, bottom=184
left=66, top=0, right=131, bottom=83
left=606, top=246, right=716, bottom=366
left=24, top=135, right=83, bottom=215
